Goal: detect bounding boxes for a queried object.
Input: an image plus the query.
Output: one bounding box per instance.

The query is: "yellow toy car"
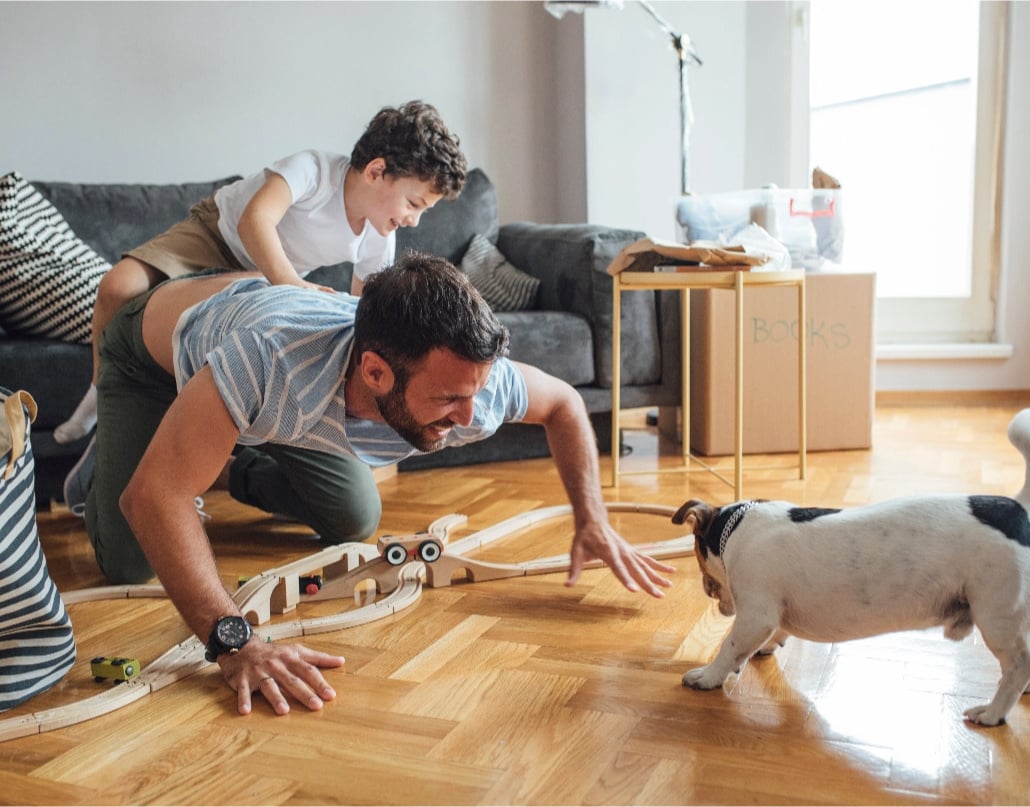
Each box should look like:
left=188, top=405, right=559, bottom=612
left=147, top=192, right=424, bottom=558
left=91, top=656, right=141, bottom=683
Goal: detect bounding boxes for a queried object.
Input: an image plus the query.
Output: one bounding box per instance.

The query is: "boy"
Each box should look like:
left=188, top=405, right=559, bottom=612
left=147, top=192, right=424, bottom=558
left=56, top=99, right=466, bottom=444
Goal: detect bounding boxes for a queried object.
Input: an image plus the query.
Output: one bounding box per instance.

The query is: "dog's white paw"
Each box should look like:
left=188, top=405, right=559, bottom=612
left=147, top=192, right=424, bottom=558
left=963, top=704, right=1006, bottom=727
left=682, top=666, right=727, bottom=690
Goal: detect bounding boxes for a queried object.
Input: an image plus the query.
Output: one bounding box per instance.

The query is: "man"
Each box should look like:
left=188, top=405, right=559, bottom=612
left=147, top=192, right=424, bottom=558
left=82, top=253, right=674, bottom=715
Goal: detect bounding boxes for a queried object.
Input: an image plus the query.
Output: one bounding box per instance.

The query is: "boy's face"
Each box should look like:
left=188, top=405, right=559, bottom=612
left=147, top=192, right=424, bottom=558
left=363, top=159, right=444, bottom=236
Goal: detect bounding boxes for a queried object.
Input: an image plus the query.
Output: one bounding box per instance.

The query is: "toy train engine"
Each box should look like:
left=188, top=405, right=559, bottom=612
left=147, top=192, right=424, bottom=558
left=91, top=656, right=142, bottom=683
left=377, top=532, right=445, bottom=566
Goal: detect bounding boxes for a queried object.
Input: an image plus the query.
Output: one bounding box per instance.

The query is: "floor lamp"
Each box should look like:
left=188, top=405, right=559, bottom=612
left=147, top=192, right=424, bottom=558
left=545, top=0, right=702, bottom=195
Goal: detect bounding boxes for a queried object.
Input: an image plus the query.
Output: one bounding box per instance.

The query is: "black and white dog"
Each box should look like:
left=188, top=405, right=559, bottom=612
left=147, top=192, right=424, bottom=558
left=672, top=408, right=1030, bottom=727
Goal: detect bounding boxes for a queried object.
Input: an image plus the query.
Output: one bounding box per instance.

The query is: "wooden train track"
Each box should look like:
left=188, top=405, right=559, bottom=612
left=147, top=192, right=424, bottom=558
left=0, top=503, right=693, bottom=742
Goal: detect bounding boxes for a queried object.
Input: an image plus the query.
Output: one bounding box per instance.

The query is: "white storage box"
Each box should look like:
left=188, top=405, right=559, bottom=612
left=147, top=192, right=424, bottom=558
left=676, top=188, right=844, bottom=271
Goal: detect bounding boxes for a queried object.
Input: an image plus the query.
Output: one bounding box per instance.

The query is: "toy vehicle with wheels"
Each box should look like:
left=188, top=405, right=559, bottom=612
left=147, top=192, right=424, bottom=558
left=377, top=532, right=446, bottom=566
left=299, top=575, right=323, bottom=595
left=91, top=656, right=141, bottom=683
left=239, top=574, right=323, bottom=595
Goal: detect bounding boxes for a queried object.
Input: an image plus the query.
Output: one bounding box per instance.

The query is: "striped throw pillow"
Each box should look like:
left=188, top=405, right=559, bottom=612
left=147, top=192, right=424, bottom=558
left=460, top=233, right=540, bottom=312
left=0, top=172, right=110, bottom=343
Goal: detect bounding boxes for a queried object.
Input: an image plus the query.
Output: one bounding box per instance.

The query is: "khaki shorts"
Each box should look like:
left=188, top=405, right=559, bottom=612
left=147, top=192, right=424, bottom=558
left=126, top=195, right=249, bottom=279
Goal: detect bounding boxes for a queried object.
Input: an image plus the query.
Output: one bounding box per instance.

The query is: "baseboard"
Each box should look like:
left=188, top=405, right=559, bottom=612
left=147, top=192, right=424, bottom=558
left=876, top=389, right=1030, bottom=407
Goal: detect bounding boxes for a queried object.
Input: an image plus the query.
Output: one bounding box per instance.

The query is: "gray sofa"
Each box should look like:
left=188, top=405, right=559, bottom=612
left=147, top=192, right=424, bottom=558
left=11, top=169, right=682, bottom=506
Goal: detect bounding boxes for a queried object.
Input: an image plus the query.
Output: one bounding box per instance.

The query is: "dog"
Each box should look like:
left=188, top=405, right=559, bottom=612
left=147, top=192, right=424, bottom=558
left=671, top=408, right=1030, bottom=727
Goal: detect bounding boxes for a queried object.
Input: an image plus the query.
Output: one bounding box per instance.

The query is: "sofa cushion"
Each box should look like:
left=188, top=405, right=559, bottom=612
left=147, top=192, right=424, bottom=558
left=497, top=310, right=594, bottom=387
left=498, top=223, right=659, bottom=388
left=461, top=234, right=540, bottom=311
left=0, top=172, right=111, bottom=344
left=32, top=176, right=242, bottom=264
left=0, top=337, right=91, bottom=429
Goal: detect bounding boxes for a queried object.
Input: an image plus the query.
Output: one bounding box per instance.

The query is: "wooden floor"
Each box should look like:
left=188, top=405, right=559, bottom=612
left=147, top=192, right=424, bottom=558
left=8, top=400, right=1030, bottom=805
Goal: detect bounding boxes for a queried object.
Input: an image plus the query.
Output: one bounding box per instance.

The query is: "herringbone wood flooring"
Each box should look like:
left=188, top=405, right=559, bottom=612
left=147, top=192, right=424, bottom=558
left=8, top=399, right=1030, bottom=805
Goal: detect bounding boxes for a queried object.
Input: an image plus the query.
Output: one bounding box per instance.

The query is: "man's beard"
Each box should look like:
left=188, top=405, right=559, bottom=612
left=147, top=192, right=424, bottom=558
left=375, top=384, right=451, bottom=453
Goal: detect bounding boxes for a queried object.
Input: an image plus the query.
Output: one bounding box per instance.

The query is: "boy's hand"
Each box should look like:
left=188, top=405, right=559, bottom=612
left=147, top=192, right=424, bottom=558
left=297, top=279, right=337, bottom=294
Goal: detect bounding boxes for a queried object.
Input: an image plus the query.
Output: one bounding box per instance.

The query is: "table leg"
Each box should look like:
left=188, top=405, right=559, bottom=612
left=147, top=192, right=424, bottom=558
left=798, top=278, right=807, bottom=479
left=734, top=271, right=744, bottom=499
left=610, top=279, right=622, bottom=487
left=680, top=289, right=690, bottom=466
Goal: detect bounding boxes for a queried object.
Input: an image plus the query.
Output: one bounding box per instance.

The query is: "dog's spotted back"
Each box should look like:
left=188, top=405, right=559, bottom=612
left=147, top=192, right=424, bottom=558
left=969, top=495, right=1030, bottom=546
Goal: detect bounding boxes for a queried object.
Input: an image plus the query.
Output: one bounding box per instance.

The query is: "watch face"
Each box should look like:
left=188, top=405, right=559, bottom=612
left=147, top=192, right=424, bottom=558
left=216, top=617, right=252, bottom=649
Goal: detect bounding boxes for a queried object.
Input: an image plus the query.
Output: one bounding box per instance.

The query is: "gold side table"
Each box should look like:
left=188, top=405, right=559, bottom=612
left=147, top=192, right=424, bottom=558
left=610, top=267, right=807, bottom=498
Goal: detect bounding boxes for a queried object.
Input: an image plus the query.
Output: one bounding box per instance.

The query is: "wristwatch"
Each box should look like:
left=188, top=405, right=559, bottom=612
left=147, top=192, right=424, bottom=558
left=205, top=615, right=254, bottom=662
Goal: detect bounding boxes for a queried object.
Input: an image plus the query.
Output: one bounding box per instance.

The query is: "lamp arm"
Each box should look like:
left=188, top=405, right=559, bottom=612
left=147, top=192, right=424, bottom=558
left=544, top=0, right=701, bottom=194
left=634, top=0, right=698, bottom=195
left=636, top=0, right=702, bottom=65
left=636, top=0, right=676, bottom=38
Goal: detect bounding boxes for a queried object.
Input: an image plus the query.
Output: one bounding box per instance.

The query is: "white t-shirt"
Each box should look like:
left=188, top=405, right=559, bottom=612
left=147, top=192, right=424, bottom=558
left=213, top=150, right=395, bottom=281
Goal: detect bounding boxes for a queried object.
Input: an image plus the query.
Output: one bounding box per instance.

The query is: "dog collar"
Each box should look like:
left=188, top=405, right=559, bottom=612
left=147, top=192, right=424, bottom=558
left=718, top=500, right=757, bottom=557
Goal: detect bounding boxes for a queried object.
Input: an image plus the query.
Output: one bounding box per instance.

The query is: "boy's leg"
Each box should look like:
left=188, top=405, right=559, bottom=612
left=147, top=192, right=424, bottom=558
left=55, top=257, right=165, bottom=444
left=84, top=290, right=178, bottom=584
left=59, top=195, right=245, bottom=445
left=229, top=445, right=382, bottom=544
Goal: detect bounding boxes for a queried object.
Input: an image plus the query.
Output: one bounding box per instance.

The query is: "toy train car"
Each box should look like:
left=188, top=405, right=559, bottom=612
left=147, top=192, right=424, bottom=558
left=299, top=575, right=323, bottom=595
left=91, top=656, right=141, bottom=683
left=237, top=574, right=323, bottom=594
left=377, top=532, right=445, bottom=566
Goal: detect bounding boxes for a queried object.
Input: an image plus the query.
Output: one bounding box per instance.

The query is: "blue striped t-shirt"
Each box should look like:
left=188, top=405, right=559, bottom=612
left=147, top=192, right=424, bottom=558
left=171, top=277, right=528, bottom=466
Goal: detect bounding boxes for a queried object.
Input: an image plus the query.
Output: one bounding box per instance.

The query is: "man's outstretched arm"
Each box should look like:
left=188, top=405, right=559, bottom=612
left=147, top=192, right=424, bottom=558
left=119, top=367, right=345, bottom=715
left=512, top=362, right=675, bottom=597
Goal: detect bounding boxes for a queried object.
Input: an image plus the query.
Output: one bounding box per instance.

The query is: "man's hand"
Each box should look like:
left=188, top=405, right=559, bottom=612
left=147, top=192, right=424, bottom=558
left=567, top=520, right=675, bottom=598
left=122, top=370, right=345, bottom=714
left=218, top=639, right=346, bottom=716
left=513, top=362, right=676, bottom=598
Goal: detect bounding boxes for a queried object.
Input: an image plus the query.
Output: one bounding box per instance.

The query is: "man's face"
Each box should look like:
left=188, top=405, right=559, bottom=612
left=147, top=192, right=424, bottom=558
left=374, top=348, right=493, bottom=452
left=366, top=173, right=443, bottom=237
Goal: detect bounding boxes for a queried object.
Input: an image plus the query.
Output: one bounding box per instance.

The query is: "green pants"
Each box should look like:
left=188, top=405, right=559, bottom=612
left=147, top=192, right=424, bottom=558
left=85, top=283, right=381, bottom=584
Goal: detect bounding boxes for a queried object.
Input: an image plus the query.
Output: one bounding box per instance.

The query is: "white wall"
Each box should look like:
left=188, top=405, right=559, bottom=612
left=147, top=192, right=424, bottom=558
left=3, top=0, right=1027, bottom=392
left=1, top=0, right=561, bottom=224
left=572, top=0, right=800, bottom=234
left=577, top=1, right=749, bottom=233
left=578, top=0, right=1030, bottom=393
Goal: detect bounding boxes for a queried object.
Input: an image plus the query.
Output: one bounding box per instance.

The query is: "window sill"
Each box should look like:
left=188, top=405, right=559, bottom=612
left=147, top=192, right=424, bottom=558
left=876, top=343, right=1014, bottom=361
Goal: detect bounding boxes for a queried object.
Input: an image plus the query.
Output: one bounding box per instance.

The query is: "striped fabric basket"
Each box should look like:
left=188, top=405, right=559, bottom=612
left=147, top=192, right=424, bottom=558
left=0, top=389, right=76, bottom=711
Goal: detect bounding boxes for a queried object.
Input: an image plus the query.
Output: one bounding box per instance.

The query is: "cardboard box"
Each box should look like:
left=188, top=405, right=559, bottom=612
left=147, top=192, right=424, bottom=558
left=677, top=271, right=875, bottom=455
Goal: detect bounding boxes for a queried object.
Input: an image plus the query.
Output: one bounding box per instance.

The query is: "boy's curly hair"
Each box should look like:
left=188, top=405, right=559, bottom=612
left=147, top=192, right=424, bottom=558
left=350, top=100, right=467, bottom=199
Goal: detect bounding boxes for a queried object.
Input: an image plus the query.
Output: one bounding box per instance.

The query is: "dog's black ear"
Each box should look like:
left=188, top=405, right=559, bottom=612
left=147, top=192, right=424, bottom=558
left=673, top=499, right=714, bottom=534
left=672, top=499, right=701, bottom=525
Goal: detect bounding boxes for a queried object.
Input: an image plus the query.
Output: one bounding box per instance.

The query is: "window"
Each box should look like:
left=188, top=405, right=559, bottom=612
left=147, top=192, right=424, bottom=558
left=806, top=0, right=1008, bottom=344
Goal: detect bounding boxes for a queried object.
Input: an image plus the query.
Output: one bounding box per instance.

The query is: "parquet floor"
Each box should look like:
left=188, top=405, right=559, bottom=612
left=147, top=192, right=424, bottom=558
left=7, top=400, right=1030, bottom=805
